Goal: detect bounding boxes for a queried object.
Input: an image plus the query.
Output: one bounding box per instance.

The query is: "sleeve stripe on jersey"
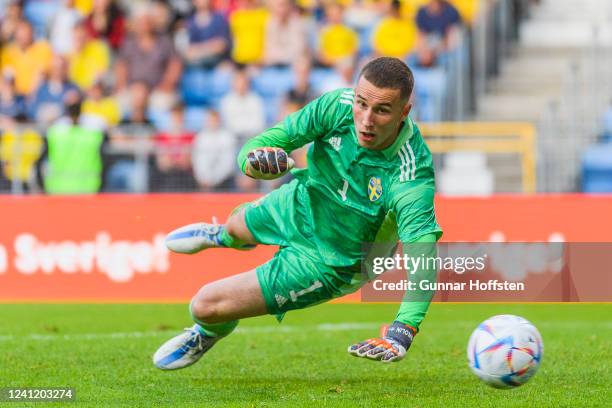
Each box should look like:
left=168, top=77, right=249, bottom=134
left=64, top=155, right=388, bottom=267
left=399, top=143, right=416, bottom=181
left=339, top=92, right=354, bottom=105
left=406, top=143, right=417, bottom=180
left=399, top=146, right=408, bottom=182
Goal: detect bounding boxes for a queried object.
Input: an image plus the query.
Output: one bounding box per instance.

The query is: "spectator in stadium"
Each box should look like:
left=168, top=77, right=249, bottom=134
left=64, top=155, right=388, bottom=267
left=80, top=80, right=121, bottom=131
left=278, top=64, right=311, bottom=184
left=192, top=109, right=237, bottom=191
left=228, top=0, right=268, bottom=65
left=315, top=2, right=358, bottom=68
left=114, top=6, right=182, bottom=118
left=105, top=83, right=155, bottom=192
left=83, top=0, right=125, bottom=50
left=123, top=81, right=151, bottom=124
left=49, top=0, right=83, bottom=55
left=315, top=58, right=355, bottom=94
left=371, top=0, right=417, bottom=60
left=150, top=101, right=197, bottom=192
left=161, top=0, right=194, bottom=23
left=407, top=43, right=439, bottom=69
left=281, top=56, right=319, bottom=178
left=263, top=0, right=308, bottom=67
left=0, top=73, right=27, bottom=123
left=28, top=55, right=81, bottom=125
left=73, top=0, right=93, bottom=15
left=283, top=56, right=316, bottom=113
left=68, top=21, right=111, bottom=91
left=0, top=0, right=24, bottom=45
left=0, top=117, right=44, bottom=193
left=150, top=0, right=174, bottom=34
left=0, top=19, right=53, bottom=96
left=219, top=68, right=265, bottom=141
left=180, top=0, right=232, bottom=69
left=415, top=0, right=461, bottom=53
left=343, top=0, right=382, bottom=35
left=37, top=99, right=108, bottom=194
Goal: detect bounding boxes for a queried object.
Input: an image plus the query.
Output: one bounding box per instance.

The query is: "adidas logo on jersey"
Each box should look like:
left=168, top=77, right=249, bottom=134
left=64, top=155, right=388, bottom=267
left=328, top=137, right=342, bottom=151
left=275, top=294, right=288, bottom=308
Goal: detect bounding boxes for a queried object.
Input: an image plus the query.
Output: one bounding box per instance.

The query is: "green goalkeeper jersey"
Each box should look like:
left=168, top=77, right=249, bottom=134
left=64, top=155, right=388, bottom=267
left=238, top=88, right=442, bottom=268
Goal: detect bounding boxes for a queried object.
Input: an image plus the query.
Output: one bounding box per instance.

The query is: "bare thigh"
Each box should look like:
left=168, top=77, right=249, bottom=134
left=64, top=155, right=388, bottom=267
left=191, top=269, right=269, bottom=323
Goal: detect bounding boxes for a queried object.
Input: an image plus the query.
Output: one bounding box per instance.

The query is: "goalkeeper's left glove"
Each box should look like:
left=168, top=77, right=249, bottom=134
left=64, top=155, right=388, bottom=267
left=245, top=147, right=294, bottom=180
left=348, top=321, right=416, bottom=362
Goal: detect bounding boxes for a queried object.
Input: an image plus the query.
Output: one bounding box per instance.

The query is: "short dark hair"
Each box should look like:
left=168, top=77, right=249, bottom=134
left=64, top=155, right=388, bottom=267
left=66, top=100, right=82, bottom=120
left=358, top=57, right=414, bottom=101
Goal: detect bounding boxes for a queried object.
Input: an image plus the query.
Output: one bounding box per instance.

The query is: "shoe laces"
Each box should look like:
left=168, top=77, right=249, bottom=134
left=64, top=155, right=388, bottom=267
left=199, top=216, right=221, bottom=237
left=182, top=327, right=204, bottom=352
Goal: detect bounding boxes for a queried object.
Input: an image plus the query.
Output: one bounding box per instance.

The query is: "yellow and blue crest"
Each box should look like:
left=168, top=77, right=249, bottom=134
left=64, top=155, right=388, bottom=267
left=368, top=177, right=383, bottom=202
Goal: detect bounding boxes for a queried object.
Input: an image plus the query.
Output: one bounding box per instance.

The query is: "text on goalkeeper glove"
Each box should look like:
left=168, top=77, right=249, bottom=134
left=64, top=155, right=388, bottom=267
left=347, top=321, right=416, bottom=362
left=245, top=147, right=294, bottom=180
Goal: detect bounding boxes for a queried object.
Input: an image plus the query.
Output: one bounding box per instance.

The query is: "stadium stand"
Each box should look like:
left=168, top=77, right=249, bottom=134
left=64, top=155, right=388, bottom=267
left=4, top=0, right=594, bottom=195
left=582, top=142, right=612, bottom=193
left=438, top=151, right=493, bottom=195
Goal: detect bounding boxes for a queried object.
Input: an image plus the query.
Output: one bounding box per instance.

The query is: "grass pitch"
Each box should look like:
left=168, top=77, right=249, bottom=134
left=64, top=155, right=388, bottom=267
left=0, top=303, right=610, bottom=407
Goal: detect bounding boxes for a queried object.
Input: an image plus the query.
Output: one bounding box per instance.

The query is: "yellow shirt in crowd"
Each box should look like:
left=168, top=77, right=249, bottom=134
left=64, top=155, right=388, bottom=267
left=69, top=40, right=110, bottom=90
left=0, top=128, right=44, bottom=182
left=372, top=17, right=417, bottom=58
left=81, top=97, right=121, bottom=127
left=230, top=8, right=269, bottom=64
left=74, top=0, right=94, bottom=16
left=319, top=24, right=358, bottom=64
left=0, top=41, right=53, bottom=95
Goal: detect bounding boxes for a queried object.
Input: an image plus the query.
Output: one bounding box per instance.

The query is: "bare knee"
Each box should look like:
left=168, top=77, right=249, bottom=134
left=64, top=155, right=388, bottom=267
left=190, top=292, right=223, bottom=324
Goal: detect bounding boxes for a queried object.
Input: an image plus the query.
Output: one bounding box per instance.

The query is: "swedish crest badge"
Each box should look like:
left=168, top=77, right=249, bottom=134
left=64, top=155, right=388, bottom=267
left=368, top=177, right=383, bottom=202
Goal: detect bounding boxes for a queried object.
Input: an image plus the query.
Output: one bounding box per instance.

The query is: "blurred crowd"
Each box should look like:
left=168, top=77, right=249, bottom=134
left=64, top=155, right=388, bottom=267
left=0, top=0, right=466, bottom=194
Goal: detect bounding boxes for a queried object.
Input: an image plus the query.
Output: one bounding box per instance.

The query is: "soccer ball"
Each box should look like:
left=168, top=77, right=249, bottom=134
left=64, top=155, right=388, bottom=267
left=467, top=314, right=543, bottom=389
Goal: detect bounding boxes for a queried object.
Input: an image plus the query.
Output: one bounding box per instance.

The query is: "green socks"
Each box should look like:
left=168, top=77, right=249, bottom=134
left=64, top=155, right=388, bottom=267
left=219, top=228, right=255, bottom=250
left=190, top=301, right=239, bottom=337
left=195, top=320, right=239, bottom=338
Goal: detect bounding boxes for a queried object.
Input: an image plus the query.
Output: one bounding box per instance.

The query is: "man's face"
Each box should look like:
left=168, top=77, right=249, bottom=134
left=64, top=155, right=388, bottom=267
left=15, top=21, right=33, bottom=49
left=353, top=76, right=411, bottom=150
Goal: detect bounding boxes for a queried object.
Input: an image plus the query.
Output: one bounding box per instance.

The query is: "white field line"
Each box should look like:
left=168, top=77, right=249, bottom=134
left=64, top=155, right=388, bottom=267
left=0, top=323, right=381, bottom=342
left=0, top=321, right=610, bottom=343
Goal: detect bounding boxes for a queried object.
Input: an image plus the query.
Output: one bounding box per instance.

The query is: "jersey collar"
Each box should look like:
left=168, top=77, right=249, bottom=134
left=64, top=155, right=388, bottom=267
left=381, top=117, right=414, bottom=161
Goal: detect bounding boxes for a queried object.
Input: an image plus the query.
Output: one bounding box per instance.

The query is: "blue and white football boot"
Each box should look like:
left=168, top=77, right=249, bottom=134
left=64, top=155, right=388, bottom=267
left=153, top=325, right=220, bottom=370
left=164, top=219, right=225, bottom=254
left=165, top=218, right=254, bottom=254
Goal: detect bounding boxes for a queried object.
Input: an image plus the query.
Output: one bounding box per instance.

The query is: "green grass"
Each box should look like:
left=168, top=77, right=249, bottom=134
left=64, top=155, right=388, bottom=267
left=0, top=303, right=610, bottom=407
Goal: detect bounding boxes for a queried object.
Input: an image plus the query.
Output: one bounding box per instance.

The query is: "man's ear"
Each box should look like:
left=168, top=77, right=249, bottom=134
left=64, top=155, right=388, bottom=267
left=402, top=102, right=412, bottom=119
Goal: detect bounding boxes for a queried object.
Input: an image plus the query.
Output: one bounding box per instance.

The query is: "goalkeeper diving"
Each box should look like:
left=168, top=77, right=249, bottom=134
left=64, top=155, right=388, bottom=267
left=153, top=57, right=442, bottom=369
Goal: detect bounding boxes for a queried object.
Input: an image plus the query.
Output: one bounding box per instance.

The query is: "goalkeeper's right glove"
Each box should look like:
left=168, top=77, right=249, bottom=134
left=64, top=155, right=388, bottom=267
left=348, top=321, right=416, bottom=362
left=245, top=147, right=294, bottom=180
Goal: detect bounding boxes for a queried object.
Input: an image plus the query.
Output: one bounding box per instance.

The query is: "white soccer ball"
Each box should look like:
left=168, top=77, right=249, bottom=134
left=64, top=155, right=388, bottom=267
left=467, top=314, right=543, bottom=388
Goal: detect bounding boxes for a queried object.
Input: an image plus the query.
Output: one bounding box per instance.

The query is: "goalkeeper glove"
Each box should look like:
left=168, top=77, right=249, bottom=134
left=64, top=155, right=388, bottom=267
left=348, top=321, right=416, bottom=362
left=245, top=147, right=294, bottom=180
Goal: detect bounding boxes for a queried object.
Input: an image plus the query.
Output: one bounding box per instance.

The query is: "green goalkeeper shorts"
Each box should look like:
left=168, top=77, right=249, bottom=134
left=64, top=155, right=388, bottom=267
left=244, top=180, right=364, bottom=317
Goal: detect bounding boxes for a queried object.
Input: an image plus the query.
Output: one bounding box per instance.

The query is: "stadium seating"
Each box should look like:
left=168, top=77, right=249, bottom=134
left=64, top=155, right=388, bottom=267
left=184, top=106, right=208, bottom=133
left=581, top=143, right=612, bottom=192
left=251, top=67, right=295, bottom=124
left=412, top=67, right=448, bottom=122
left=23, top=0, right=59, bottom=38
left=602, top=107, right=612, bottom=142
left=438, top=151, right=494, bottom=195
